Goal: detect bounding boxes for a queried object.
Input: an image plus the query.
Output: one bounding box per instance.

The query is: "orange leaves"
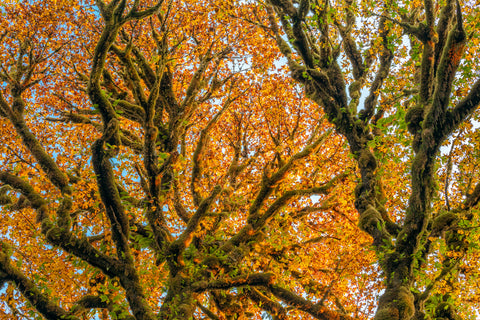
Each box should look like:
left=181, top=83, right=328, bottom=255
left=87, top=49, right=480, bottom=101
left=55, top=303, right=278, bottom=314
left=4, top=0, right=480, bottom=319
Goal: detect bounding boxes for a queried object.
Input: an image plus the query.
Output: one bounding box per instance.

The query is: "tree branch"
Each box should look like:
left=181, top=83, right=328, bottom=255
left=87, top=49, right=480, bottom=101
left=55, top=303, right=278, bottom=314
left=91, top=130, right=131, bottom=259
left=0, top=242, right=77, bottom=320
left=448, top=78, right=480, bottom=132
left=191, top=100, right=231, bottom=206
left=246, top=288, right=287, bottom=320
left=168, top=185, right=222, bottom=269
left=192, top=273, right=275, bottom=292
left=268, top=284, right=353, bottom=320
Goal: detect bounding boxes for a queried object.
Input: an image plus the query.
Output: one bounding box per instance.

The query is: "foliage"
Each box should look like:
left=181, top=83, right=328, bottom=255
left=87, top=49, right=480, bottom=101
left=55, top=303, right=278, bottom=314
left=0, top=0, right=479, bottom=319
left=264, top=0, right=480, bottom=318
left=0, top=0, right=375, bottom=319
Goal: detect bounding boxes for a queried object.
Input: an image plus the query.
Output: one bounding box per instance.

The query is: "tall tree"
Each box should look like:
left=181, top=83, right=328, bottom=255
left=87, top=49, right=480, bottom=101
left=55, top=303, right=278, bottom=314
left=264, top=0, right=480, bottom=318
left=1, top=0, right=376, bottom=319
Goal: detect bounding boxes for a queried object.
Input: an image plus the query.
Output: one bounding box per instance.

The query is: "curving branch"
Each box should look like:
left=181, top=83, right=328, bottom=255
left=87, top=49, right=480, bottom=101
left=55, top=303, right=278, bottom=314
left=249, top=171, right=348, bottom=230
left=91, top=125, right=131, bottom=257
left=0, top=84, right=71, bottom=195
left=246, top=288, right=287, bottom=320
left=168, top=185, right=222, bottom=269
left=268, top=284, right=353, bottom=320
left=0, top=242, right=77, bottom=320
left=448, top=78, right=480, bottom=133
left=89, top=0, right=162, bottom=147
left=192, top=273, right=275, bottom=292
left=191, top=99, right=232, bottom=205
left=359, top=16, right=394, bottom=122
left=223, top=129, right=333, bottom=250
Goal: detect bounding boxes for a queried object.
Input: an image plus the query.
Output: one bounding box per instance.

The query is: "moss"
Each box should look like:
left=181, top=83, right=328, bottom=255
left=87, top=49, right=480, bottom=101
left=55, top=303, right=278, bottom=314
left=221, top=241, right=234, bottom=253
left=0, top=186, right=12, bottom=205
left=422, top=128, right=436, bottom=149
left=0, top=241, right=13, bottom=260
left=354, top=183, right=362, bottom=199
left=358, top=206, right=382, bottom=232
left=358, top=149, right=377, bottom=171
left=412, top=135, right=422, bottom=153
left=169, top=274, right=188, bottom=290
left=45, top=226, right=64, bottom=241
left=349, top=80, right=361, bottom=96
left=0, top=194, right=12, bottom=205
left=396, top=286, right=415, bottom=318
left=383, top=251, right=401, bottom=275
left=435, top=302, right=462, bottom=320
left=405, top=105, right=424, bottom=135
left=445, top=230, right=466, bottom=250
left=203, top=255, right=221, bottom=269
left=432, top=212, right=457, bottom=232
left=177, top=303, right=195, bottom=318
left=376, top=287, right=414, bottom=320
left=375, top=307, right=399, bottom=320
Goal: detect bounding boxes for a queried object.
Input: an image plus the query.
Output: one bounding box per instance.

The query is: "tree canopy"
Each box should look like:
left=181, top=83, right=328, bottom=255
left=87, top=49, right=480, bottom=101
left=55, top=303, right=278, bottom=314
left=0, top=0, right=479, bottom=319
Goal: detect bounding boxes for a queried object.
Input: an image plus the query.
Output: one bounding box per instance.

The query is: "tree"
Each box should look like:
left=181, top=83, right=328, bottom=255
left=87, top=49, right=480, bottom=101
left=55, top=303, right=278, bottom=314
left=264, top=0, right=480, bottom=318
left=0, top=0, right=376, bottom=319
left=0, top=0, right=479, bottom=320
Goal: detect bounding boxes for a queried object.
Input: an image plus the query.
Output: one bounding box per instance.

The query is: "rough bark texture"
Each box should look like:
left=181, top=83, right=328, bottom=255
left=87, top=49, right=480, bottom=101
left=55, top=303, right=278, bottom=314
left=1, top=0, right=479, bottom=318
left=0, top=0, right=360, bottom=319
left=267, top=0, right=480, bottom=318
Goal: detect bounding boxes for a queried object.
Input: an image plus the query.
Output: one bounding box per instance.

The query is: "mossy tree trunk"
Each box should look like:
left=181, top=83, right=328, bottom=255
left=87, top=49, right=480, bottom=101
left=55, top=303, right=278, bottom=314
left=266, top=0, right=480, bottom=318
left=0, top=1, right=362, bottom=318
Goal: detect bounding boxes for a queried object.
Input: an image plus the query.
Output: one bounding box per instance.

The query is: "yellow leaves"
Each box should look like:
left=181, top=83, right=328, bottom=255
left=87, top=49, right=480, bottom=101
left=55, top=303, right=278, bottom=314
left=3, top=0, right=479, bottom=318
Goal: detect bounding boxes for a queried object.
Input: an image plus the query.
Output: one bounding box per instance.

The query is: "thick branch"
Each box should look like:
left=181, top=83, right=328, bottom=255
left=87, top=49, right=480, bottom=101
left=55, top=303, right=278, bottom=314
left=0, top=172, right=123, bottom=276
left=168, top=185, right=222, bottom=268
left=246, top=288, right=287, bottom=320
left=7, top=106, right=71, bottom=194
left=447, top=76, right=480, bottom=132
left=91, top=133, right=131, bottom=258
left=434, top=0, right=455, bottom=75
left=192, top=273, right=274, bottom=292
left=88, top=14, right=123, bottom=146
left=68, top=295, right=109, bottom=316
left=0, top=243, right=76, bottom=320
left=428, top=3, right=466, bottom=128
left=0, top=171, right=48, bottom=222
left=268, top=284, right=352, bottom=320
